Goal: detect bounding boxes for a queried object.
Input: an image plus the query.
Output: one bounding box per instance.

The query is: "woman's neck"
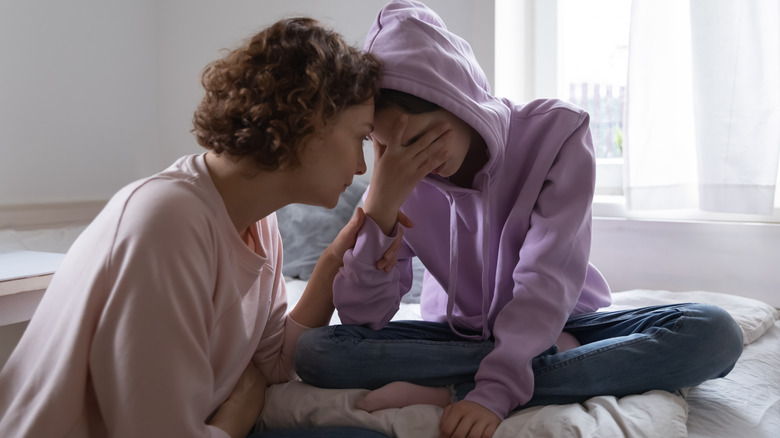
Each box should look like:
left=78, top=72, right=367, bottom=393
left=204, top=152, right=287, bottom=234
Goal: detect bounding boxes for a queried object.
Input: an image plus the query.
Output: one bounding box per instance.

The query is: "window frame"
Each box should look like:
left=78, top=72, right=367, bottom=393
left=495, top=0, right=780, bottom=223
left=496, top=0, right=624, bottom=196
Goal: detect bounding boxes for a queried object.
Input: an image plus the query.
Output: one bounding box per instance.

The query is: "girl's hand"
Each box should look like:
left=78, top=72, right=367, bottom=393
left=439, top=400, right=500, bottom=438
left=364, top=115, right=450, bottom=235
left=208, top=361, right=268, bottom=438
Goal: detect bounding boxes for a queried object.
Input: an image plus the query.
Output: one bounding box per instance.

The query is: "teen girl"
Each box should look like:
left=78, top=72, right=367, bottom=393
left=295, top=2, right=744, bottom=438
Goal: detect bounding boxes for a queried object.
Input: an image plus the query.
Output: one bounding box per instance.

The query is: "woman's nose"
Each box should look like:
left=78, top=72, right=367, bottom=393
left=355, top=147, right=367, bottom=175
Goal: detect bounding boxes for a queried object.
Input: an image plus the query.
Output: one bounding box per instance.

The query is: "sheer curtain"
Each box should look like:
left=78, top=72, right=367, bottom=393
left=624, top=0, right=780, bottom=215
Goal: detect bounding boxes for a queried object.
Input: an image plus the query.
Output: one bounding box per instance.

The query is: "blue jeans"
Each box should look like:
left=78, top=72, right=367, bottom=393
left=295, top=303, right=743, bottom=408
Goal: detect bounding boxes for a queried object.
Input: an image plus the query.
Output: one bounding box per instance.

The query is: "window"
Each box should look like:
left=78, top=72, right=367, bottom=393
left=495, top=0, right=630, bottom=196
left=559, top=0, right=630, bottom=160
left=495, top=0, right=779, bottom=219
left=558, top=0, right=630, bottom=196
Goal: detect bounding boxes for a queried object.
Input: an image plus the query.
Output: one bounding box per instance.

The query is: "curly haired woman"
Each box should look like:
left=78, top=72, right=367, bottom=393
left=0, top=18, right=393, bottom=438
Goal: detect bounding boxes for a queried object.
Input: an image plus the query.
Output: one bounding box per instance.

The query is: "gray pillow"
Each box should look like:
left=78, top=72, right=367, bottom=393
left=277, top=178, right=369, bottom=280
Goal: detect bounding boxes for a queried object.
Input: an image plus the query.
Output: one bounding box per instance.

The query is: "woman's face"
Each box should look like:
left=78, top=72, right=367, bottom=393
left=297, top=100, right=374, bottom=208
left=370, top=105, right=473, bottom=179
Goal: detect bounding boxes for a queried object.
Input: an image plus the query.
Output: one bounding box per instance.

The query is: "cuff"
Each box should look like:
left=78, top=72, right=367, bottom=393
left=351, top=215, right=402, bottom=262
left=464, top=380, right=523, bottom=420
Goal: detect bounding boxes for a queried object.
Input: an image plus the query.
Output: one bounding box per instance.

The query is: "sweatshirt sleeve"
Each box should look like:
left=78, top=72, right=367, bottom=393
left=89, top=190, right=235, bottom=437
left=332, top=216, right=415, bottom=329
left=465, top=111, right=596, bottom=418
left=252, top=221, right=304, bottom=383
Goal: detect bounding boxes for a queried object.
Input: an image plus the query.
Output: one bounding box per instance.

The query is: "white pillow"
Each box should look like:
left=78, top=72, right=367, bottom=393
left=607, top=290, right=779, bottom=344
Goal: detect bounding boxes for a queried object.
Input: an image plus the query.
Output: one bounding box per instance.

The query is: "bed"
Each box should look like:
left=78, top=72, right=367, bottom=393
left=265, top=182, right=780, bottom=438
left=1, top=186, right=778, bottom=437
left=258, top=282, right=779, bottom=438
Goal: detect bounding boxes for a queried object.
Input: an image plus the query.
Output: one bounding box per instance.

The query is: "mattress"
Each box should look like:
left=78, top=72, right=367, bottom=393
left=263, top=281, right=780, bottom=438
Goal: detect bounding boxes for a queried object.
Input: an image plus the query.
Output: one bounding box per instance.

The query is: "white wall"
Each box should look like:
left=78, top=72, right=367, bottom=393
left=0, top=0, right=160, bottom=206
left=0, top=0, right=494, bottom=210
left=590, top=218, right=780, bottom=307
left=2, top=1, right=777, bottom=306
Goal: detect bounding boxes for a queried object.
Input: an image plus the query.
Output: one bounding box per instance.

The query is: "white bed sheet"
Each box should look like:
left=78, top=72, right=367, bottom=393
left=685, top=321, right=780, bottom=438
left=274, top=280, right=780, bottom=438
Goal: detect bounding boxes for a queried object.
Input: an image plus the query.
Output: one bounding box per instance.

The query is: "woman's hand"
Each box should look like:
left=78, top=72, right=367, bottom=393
left=208, top=361, right=268, bottom=438
left=325, top=207, right=367, bottom=264
left=364, top=115, right=451, bottom=235
left=326, top=207, right=413, bottom=272
left=292, top=207, right=409, bottom=327
left=375, top=211, right=413, bottom=272
left=439, top=400, right=501, bottom=438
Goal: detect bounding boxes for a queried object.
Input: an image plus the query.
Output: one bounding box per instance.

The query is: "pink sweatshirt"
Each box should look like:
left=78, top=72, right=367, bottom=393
left=0, top=154, right=305, bottom=437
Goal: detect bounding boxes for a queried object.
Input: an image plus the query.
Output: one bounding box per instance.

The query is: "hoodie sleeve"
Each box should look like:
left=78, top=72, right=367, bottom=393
left=333, top=216, right=416, bottom=329
left=464, top=111, right=596, bottom=418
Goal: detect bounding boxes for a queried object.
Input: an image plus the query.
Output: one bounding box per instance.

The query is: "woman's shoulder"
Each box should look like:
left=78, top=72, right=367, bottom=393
left=99, top=170, right=221, bottom=248
left=124, top=176, right=210, bottom=217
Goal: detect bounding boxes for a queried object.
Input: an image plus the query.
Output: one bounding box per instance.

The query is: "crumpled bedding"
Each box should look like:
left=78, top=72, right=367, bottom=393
left=258, top=286, right=779, bottom=437
left=259, top=383, right=688, bottom=438
left=684, top=321, right=780, bottom=438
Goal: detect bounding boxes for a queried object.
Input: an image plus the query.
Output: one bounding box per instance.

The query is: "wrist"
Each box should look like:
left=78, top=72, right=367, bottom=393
left=363, top=192, right=402, bottom=236
left=363, top=206, right=398, bottom=236
left=320, top=245, right=345, bottom=270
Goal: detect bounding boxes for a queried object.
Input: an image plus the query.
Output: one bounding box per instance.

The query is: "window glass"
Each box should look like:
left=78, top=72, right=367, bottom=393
left=558, top=0, right=631, bottom=159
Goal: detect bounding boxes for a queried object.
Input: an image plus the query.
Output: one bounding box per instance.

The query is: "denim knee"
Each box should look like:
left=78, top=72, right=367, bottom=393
left=687, top=304, right=743, bottom=377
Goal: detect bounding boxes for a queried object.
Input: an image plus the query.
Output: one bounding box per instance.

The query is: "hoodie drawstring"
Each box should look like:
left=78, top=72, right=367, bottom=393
left=479, top=179, right=491, bottom=340
left=444, top=177, right=492, bottom=341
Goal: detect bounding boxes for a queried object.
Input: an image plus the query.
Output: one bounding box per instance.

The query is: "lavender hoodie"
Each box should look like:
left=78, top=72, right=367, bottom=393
left=333, top=0, right=612, bottom=418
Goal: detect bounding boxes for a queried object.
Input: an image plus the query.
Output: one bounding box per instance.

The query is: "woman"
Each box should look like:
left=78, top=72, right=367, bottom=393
left=294, top=2, right=744, bottom=438
left=0, top=17, right=389, bottom=438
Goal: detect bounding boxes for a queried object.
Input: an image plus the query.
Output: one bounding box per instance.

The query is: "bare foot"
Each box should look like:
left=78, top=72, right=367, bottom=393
left=557, top=331, right=581, bottom=352
left=356, top=381, right=451, bottom=412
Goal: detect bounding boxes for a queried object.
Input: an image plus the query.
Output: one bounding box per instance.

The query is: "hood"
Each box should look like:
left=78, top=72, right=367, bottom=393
left=365, top=0, right=513, bottom=340
left=363, top=0, right=510, bottom=177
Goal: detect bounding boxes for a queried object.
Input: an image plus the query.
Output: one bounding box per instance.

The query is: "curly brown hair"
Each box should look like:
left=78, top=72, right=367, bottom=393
left=192, top=17, right=381, bottom=170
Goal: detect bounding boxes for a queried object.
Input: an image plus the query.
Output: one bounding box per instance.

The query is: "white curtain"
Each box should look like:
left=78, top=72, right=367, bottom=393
left=624, top=0, right=780, bottom=215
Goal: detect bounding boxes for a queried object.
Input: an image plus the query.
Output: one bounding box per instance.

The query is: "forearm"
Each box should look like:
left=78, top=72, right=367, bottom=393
left=288, top=250, right=340, bottom=328
left=363, top=195, right=399, bottom=236
left=208, top=361, right=267, bottom=438
left=333, top=223, right=411, bottom=329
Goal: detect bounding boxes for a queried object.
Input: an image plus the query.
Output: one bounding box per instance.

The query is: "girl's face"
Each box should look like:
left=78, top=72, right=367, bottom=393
left=297, top=100, right=373, bottom=208
left=371, top=105, right=473, bottom=179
